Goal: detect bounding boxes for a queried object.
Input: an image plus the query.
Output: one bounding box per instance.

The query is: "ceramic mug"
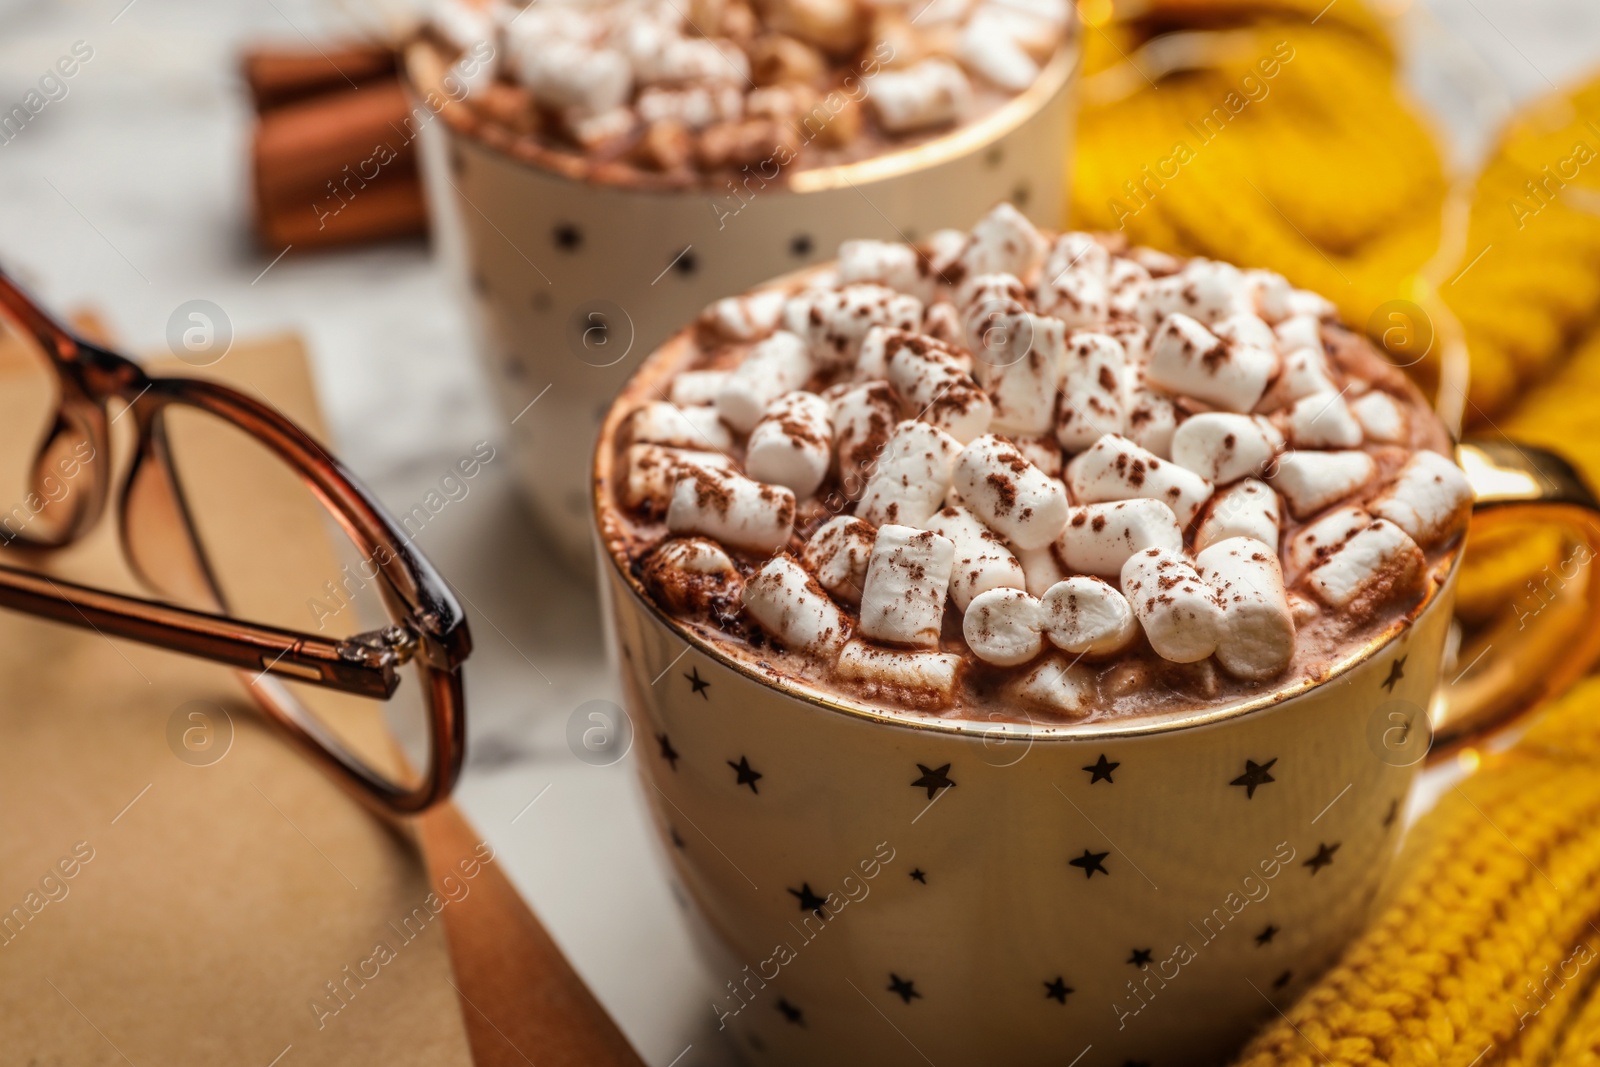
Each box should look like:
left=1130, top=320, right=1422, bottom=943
left=407, top=36, right=1080, bottom=570
left=592, top=338, right=1600, bottom=1065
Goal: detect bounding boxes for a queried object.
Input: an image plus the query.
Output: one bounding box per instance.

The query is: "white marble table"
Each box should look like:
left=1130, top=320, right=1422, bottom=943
left=1, top=1, right=1594, bottom=1064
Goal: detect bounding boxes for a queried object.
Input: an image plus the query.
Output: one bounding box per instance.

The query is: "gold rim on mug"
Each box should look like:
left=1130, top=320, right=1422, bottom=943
left=595, top=327, right=1600, bottom=751
left=404, top=33, right=1080, bottom=194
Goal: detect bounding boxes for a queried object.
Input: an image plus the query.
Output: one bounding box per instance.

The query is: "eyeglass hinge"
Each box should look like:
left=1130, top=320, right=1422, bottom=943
left=336, top=624, right=419, bottom=670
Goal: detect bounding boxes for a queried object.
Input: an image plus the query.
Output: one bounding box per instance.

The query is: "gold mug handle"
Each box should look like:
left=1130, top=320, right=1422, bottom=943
left=1429, top=438, right=1600, bottom=758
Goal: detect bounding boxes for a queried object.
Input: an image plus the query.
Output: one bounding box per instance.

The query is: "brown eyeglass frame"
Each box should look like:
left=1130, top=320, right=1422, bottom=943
left=0, top=268, right=468, bottom=816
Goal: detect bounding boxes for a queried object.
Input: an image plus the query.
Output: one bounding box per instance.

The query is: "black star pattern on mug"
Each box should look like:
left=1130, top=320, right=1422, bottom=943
left=728, top=756, right=763, bottom=793
left=656, top=733, right=680, bottom=771
left=909, top=868, right=927, bottom=884
left=1273, top=970, right=1293, bottom=990
left=911, top=763, right=956, bottom=799
left=553, top=223, right=582, bottom=251
left=675, top=249, right=698, bottom=275
left=670, top=827, right=686, bottom=849
left=1383, top=798, right=1401, bottom=828
left=1084, top=754, right=1119, bottom=784
left=1304, top=842, right=1340, bottom=874
left=1010, top=182, right=1031, bottom=208
left=984, top=145, right=1005, bottom=168
left=1255, top=924, right=1278, bottom=946
left=788, top=883, right=828, bottom=916
left=1381, top=656, right=1406, bottom=692
left=776, top=998, right=805, bottom=1026
left=1043, top=976, right=1073, bottom=1004
left=470, top=272, right=488, bottom=295
left=1230, top=758, right=1278, bottom=799
left=887, top=974, right=921, bottom=1004
left=789, top=234, right=813, bottom=257
left=1128, top=948, right=1153, bottom=968
left=685, top=667, right=710, bottom=699
left=1068, top=849, right=1110, bottom=878
left=530, top=290, right=552, bottom=313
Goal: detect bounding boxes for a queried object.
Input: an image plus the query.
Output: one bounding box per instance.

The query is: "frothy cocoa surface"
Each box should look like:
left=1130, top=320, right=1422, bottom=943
left=596, top=213, right=1466, bottom=726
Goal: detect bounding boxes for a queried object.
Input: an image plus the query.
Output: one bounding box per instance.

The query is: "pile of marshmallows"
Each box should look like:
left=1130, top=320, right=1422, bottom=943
left=430, top=0, right=1070, bottom=155
left=618, top=204, right=1473, bottom=714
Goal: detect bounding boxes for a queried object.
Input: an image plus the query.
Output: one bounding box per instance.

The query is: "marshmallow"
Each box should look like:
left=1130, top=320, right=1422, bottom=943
left=923, top=228, right=969, bottom=282
left=857, top=420, right=963, bottom=527
left=986, top=316, right=1065, bottom=437
left=957, top=8, right=1040, bottom=92
left=637, top=83, right=743, bottom=128
left=1284, top=391, right=1364, bottom=449
left=827, top=380, right=898, bottom=500
left=1287, top=288, right=1337, bottom=319
left=884, top=331, right=994, bottom=443
left=716, top=331, right=813, bottom=432
left=1040, top=576, right=1138, bottom=656
left=1369, top=450, right=1473, bottom=547
left=669, top=369, right=730, bottom=407
left=1211, top=312, right=1278, bottom=352
left=1012, top=435, right=1064, bottom=479
left=1195, top=478, right=1281, bottom=553
left=1274, top=314, right=1323, bottom=354
left=622, top=444, right=733, bottom=514
left=742, top=554, right=850, bottom=656
left=704, top=289, right=787, bottom=341
left=835, top=640, right=962, bottom=703
left=515, top=41, right=632, bottom=115
left=641, top=537, right=742, bottom=614
left=868, top=58, right=973, bottom=133
left=858, top=524, right=956, bottom=648
left=952, top=434, right=1071, bottom=550
left=746, top=391, right=834, bottom=497
left=1124, top=379, right=1178, bottom=458
left=563, top=105, right=635, bottom=149
left=1196, top=537, right=1295, bottom=681
left=1257, top=347, right=1336, bottom=412
left=1350, top=391, right=1409, bottom=444
left=838, top=239, right=934, bottom=302
left=1284, top=505, right=1370, bottom=577
left=1106, top=257, right=1152, bottom=320
left=431, top=0, right=496, bottom=53
left=962, top=274, right=1035, bottom=375
left=963, top=587, right=1045, bottom=666
left=1055, top=498, right=1184, bottom=578
left=1270, top=450, right=1375, bottom=519
left=666, top=466, right=797, bottom=553
left=801, top=516, right=876, bottom=604
left=1240, top=270, right=1293, bottom=324
left=1006, top=656, right=1097, bottom=717
left=1120, top=548, right=1225, bottom=663
left=1066, top=434, right=1213, bottom=527
left=1039, top=234, right=1110, bottom=328
left=786, top=285, right=924, bottom=369
left=1146, top=313, right=1276, bottom=413
left=1055, top=332, right=1128, bottom=452
left=1303, top=519, right=1427, bottom=611
left=922, top=301, right=965, bottom=345
left=1170, top=413, right=1283, bottom=485
left=628, top=400, right=734, bottom=451
left=1015, top=543, right=1066, bottom=596
left=1104, top=320, right=1150, bottom=366
left=959, top=202, right=1048, bottom=282
left=1141, top=259, right=1242, bottom=327
left=924, top=505, right=1027, bottom=610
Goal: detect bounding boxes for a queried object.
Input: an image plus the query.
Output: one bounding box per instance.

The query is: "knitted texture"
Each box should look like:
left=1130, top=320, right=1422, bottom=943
left=1231, top=677, right=1600, bottom=1066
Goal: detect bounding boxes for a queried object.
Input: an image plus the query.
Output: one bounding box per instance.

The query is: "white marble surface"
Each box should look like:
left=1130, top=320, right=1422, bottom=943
left=1, top=1, right=1596, bottom=1065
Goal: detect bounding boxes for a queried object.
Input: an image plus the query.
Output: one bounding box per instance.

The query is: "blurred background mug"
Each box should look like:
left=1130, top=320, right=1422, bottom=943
left=592, top=329, right=1600, bottom=1066
left=406, top=31, right=1080, bottom=570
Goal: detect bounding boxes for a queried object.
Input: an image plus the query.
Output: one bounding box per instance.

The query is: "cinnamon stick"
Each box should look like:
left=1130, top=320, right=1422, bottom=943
left=252, top=80, right=419, bottom=207
left=256, top=169, right=428, bottom=249
left=243, top=42, right=397, bottom=112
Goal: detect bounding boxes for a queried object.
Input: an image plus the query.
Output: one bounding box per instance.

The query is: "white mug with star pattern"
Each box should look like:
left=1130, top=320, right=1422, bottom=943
left=593, top=410, right=1600, bottom=1063
left=406, top=37, right=1080, bottom=571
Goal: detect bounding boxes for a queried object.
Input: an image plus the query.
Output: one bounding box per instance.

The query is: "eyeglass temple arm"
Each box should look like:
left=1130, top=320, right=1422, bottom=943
left=0, top=561, right=402, bottom=698
left=0, top=269, right=87, bottom=365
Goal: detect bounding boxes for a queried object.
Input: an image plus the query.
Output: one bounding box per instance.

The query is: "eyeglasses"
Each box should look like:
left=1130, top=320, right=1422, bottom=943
left=0, top=268, right=468, bottom=815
